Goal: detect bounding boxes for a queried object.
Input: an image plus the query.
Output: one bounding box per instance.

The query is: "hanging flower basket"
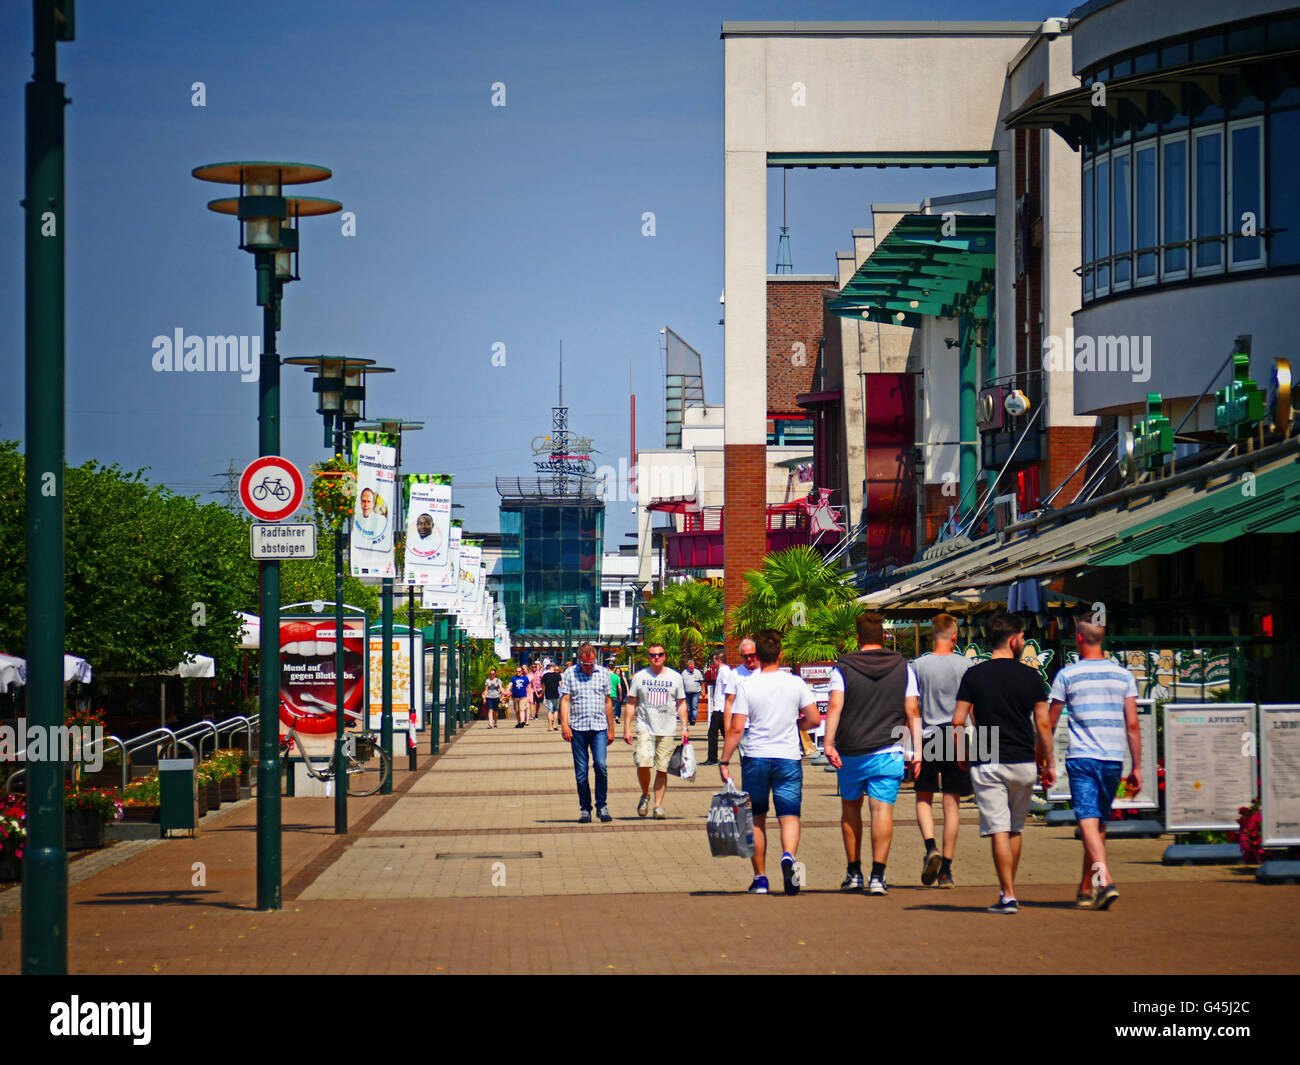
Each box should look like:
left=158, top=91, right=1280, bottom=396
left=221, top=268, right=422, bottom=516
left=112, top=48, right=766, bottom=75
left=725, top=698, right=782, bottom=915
left=311, top=457, right=357, bottom=530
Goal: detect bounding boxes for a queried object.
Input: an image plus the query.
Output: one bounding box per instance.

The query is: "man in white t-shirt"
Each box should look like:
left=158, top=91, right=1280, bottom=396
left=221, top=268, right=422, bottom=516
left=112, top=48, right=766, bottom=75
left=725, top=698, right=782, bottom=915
left=624, top=643, right=689, bottom=819
left=702, top=649, right=729, bottom=766
left=719, top=629, right=820, bottom=896
left=723, top=637, right=760, bottom=757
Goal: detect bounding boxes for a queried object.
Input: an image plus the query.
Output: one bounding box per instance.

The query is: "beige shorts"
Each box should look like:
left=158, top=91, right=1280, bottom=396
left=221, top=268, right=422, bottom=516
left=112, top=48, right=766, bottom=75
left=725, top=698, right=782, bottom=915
left=634, top=729, right=678, bottom=772
left=971, top=762, right=1037, bottom=836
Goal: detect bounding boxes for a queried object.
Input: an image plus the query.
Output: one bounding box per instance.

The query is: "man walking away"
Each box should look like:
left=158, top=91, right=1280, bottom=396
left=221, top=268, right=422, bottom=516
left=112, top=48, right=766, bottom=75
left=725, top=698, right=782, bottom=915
left=952, top=612, right=1053, bottom=915
left=559, top=644, right=614, bottom=823
left=543, top=662, right=563, bottom=732
left=912, top=614, right=973, bottom=888
left=509, top=666, right=530, bottom=728
left=824, top=612, right=922, bottom=896
left=681, top=658, right=703, bottom=726
left=624, top=643, right=689, bottom=819
left=608, top=663, right=625, bottom=725
left=1048, top=616, right=1140, bottom=910
left=719, top=629, right=820, bottom=895
left=701, top=649, right=728, bottom=766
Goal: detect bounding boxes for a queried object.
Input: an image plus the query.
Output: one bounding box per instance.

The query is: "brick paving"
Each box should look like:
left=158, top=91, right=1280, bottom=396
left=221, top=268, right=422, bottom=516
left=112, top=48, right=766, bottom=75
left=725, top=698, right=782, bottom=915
left=1, top=719, right=1296, bottom=974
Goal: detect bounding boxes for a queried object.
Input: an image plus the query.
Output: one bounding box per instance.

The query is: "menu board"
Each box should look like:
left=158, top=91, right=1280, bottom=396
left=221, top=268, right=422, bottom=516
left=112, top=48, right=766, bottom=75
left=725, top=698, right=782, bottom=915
left=1163, top=703, right=1256, bottom=832
left=368, top=632, right=425, bottom=731
left=1047, top=699, right=1158, bottom=809
left=799, top=663, right=832, bottom=742
left=1260, top=704, right=1300, bottom=847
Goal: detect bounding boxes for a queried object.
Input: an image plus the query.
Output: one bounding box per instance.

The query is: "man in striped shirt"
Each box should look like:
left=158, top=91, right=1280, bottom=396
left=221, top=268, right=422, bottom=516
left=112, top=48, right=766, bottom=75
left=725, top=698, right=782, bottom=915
left=1048, top=617, right=1141, bottom=910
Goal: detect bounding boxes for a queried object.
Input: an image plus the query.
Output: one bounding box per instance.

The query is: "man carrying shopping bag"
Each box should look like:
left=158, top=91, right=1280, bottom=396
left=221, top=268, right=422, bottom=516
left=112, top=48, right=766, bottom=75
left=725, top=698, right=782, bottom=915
left=624, top=642, right=689, bottom=819
left=719, top=629, right=820, bottom=895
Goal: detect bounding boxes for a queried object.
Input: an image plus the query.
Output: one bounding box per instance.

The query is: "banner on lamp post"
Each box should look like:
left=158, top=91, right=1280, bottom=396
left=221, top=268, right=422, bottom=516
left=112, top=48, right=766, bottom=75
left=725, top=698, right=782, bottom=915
left=421, top=524, right=461, bottom=610
left=349, top=433, right=397, bottom=579
left=404, top=475, right=453, bottom=587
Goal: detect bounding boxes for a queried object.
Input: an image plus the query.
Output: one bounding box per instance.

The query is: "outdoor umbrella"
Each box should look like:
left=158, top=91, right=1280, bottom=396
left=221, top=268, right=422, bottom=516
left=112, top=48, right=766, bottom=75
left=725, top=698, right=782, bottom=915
left=0, top=653, right=26, bottom=694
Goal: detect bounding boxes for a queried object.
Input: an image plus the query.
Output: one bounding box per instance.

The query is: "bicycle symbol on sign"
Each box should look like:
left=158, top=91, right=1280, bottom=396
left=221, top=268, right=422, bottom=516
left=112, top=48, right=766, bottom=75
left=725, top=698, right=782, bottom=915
left=251, top=477, right=292, bottom=502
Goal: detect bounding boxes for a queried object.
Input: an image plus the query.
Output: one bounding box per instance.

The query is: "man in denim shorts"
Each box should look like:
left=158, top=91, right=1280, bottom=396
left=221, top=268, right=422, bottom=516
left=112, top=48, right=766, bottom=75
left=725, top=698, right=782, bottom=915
left=1048, top=616, right=1141, bottom=910
left=823, top=612, right=922, bottom=896
left=719, top=629, right=820, bottom=895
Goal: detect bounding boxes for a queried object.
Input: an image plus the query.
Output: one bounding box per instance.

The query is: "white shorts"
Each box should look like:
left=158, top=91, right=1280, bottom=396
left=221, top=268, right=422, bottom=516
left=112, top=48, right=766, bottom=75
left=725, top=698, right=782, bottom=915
left=971, top=762, right=1037, bottom=836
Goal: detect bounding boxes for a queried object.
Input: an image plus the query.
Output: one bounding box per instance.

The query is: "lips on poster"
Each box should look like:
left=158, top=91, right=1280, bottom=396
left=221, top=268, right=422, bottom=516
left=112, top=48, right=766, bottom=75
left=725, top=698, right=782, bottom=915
left=405, top=480, right=452, bottom=587
left=350, top=439, right=397, bottom=578
left=279, top=618, right=367, bottom=756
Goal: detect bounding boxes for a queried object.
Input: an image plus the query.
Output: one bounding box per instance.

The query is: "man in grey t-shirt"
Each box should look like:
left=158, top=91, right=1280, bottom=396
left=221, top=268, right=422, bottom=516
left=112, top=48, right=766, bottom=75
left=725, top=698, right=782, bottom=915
left=911, top=614, right=973, bottom=888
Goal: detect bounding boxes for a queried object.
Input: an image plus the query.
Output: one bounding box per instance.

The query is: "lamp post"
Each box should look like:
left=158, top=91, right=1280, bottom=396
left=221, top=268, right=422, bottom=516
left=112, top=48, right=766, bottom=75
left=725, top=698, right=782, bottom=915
left=356, top=418, right=423, bottom=792
left=23, top=0, right=74, bottom=975
left=194, top=160, right=340, bottom=910
left=629, top=580, right=648, bottom=675
left=285, top=356, right=392, bottom=833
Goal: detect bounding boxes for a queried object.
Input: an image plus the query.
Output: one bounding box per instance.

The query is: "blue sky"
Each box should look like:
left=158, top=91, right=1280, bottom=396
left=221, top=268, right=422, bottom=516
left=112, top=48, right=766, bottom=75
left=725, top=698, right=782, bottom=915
left=1, top=0, right=1047, bottom=546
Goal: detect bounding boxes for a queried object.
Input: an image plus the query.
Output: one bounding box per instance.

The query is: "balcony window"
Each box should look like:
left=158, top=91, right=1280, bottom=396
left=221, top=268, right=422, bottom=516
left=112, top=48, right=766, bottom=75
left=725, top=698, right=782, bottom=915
left=1193, top=127, right=1224, bottom=274
left=1229, top=118, right=1264, bottom=269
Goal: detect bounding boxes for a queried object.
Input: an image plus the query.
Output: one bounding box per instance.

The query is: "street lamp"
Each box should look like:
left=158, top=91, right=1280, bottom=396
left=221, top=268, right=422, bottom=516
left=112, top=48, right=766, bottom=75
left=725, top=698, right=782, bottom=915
left=356, top=416, right=423, bottom=792
left=193, top=160, right=340, bottom=912
left=285, top=357, right=393, bottom=833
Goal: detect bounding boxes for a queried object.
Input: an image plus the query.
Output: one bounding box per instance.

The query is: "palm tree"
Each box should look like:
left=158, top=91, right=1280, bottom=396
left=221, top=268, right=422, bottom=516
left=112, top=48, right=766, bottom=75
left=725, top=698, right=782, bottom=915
left=782, top=601, right=862, bottom=665
left=643, top=580, right=723, bottom=668
left=730, top=545, right=857, bottom=640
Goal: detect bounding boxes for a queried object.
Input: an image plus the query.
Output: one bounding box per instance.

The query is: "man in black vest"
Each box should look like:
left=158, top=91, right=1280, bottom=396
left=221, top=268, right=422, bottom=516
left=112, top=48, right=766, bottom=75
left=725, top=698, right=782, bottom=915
left=824, top=612, right=922, bottom=895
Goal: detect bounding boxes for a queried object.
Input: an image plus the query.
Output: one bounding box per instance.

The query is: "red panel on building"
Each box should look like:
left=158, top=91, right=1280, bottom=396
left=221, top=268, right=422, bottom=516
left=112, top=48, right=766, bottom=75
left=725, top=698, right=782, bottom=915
left=864, top=373, right=916, bottom=568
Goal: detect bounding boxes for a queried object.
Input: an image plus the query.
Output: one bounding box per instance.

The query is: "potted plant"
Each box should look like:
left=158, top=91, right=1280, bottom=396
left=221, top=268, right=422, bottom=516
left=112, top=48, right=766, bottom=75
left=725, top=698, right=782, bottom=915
left=0, top=794, right=25, bottom=881
left=212, top=749, right=245, bottom=803
left=196, top=762, right=222, bottom=811
left=311, top=455, right=357, bottom=530
left=121, top=775, right=161, bottom=823
left=64, top=785, right=122, bottom=851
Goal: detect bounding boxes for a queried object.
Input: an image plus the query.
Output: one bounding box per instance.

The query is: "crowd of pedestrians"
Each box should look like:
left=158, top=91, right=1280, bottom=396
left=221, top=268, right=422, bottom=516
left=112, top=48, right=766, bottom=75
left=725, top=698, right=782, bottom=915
left=478, top=609, right=1138, bottom=912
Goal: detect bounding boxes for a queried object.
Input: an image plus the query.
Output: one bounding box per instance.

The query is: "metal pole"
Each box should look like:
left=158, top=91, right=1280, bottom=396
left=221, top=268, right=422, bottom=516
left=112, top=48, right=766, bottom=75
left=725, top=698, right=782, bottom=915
left=429, top=613, right=441, bottom=754
left=256, top=277, right=283, bottom=908
left=333, top=422, right=348, bottom=834
left=445, top=622, right=457, bottom=737
left=22, top=0, right=70, bottom=974
left=408, top=585, right=417, bottom=771
left=381, top=577, right=394, bottom=794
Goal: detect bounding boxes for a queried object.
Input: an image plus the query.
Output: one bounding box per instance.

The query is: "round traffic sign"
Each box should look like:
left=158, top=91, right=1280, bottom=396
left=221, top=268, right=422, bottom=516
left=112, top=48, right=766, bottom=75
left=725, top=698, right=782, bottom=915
left=239, top=456, right=305, bottom=522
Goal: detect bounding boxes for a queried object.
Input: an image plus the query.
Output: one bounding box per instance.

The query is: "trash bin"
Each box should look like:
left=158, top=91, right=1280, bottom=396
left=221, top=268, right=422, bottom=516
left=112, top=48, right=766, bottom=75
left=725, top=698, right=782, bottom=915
left=159, top=758, right=197, bottom=837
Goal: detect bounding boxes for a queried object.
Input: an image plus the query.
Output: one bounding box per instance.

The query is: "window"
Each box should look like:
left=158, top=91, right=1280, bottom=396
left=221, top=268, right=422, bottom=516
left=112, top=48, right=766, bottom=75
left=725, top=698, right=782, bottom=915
left=1096, top=157, right=1111, bottom=295
left=1162, top=134, right=1189, bottom=279
left=1112, top=147, right=1132, bottom=290
left=1135, top=140, right=1158, bottom=283
left=1268, top=109, right=1300, bottom=266
left=1229, top=117, right=1264, bottom=269
left=1193, top=127, right=1224, bottom=274
left=1082, top=160, right=1094, bottom=300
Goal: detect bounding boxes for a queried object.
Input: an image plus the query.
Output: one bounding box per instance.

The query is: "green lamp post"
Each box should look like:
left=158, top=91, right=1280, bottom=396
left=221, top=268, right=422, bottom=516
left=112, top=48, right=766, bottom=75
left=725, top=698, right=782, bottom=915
left=193, top=160, right=340, bottom=910
left=285, top=356, right=392, bottom=832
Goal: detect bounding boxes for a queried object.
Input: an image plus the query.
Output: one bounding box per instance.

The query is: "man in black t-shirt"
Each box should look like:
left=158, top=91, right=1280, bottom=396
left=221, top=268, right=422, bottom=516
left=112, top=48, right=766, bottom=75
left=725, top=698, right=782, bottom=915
left=952, top=612, right=1052, bottom=915
left=543, top=664, right=563, bottom=732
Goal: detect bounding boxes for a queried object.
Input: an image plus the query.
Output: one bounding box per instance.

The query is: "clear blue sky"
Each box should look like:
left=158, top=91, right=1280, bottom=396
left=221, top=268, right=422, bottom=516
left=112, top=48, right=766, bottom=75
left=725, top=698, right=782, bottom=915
left=1, top=0, right=1048, bottom=546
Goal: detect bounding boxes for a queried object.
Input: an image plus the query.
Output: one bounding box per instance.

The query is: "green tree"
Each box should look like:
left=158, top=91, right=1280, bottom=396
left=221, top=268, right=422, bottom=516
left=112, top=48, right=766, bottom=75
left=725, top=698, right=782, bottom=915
left=730, top=545, right=857, bottom=640
left=782, top=601, right=863, bottom=665
left=643, top=579, right=723, bottom=668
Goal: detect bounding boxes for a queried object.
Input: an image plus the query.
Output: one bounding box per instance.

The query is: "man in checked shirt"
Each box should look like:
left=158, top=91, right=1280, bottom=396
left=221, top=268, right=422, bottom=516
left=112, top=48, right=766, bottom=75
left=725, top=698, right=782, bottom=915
left=560, top=643, right=615, bottom=824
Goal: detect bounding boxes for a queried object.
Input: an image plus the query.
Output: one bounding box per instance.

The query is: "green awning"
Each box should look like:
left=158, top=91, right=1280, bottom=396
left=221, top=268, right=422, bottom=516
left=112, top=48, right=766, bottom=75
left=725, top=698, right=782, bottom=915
left=830, top=214, right=995, bottom=328
left=1087, top=459, right=1300, bottom=567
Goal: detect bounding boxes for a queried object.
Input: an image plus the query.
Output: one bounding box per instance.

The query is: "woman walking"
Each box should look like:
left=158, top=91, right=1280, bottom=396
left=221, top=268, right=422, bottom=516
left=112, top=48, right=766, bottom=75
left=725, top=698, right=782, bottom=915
left=483, top=668, right=503, bottom=729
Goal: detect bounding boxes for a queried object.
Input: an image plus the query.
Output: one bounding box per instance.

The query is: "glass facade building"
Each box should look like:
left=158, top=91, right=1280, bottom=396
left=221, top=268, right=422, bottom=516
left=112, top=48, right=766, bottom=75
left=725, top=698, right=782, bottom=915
left=499, top=500, right=604, bottom=636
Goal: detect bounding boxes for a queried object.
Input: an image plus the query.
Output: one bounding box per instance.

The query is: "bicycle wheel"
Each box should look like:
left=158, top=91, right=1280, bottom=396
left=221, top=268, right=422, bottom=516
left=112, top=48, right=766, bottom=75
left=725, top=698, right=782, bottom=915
left=345, top=743, right=391, bottom=797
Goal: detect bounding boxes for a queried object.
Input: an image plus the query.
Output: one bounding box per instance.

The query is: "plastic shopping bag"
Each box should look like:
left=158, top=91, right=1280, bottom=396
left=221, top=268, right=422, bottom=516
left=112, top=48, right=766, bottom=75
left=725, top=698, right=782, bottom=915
left=706, top=779, right=755, bottom=858
left=667, top=740, right=697, bottom=781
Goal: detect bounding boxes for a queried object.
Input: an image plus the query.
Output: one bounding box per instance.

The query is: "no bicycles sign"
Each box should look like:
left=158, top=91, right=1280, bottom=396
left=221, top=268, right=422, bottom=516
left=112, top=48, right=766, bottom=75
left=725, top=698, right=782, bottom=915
left=239, top=456, right=305, bottom=522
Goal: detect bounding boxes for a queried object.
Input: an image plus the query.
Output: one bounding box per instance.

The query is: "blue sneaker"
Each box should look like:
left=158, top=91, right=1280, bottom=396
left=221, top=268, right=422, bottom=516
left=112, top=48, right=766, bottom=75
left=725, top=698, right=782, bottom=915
left=747, top=876, right=769, bottom=894
left=781, top=854, right=800, bottom=896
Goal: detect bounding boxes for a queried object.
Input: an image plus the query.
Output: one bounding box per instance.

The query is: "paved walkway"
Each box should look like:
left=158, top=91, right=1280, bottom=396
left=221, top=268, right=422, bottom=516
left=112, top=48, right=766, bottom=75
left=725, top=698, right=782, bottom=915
left=1, top=720, right=1295, bottom=974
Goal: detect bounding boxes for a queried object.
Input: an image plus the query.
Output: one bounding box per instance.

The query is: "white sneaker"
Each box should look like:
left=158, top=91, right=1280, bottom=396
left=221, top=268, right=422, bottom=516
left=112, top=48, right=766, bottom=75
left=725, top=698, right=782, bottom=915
left=867, top=875, right=888, bottom=896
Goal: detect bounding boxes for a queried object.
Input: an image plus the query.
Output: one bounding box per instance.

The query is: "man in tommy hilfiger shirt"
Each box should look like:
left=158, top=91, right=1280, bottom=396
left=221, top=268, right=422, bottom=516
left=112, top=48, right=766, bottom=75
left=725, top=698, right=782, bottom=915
left=624, top=643, right=689, bottom=820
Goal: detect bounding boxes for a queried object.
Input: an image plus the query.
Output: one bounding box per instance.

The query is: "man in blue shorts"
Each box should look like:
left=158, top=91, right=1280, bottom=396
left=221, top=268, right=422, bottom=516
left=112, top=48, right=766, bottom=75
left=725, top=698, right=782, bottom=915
left=824, top=612, right=922, bottom=895
left=1048, top=616, right=1141, bottom=910
left=719, top=629, right=820, bottom=895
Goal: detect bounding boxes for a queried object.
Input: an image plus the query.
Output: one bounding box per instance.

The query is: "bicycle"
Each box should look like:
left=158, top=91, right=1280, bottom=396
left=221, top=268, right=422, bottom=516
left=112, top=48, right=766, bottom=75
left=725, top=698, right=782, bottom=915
left=251, top=477, right=292, bottom=502
left=284, top=706, right=392, bottom=797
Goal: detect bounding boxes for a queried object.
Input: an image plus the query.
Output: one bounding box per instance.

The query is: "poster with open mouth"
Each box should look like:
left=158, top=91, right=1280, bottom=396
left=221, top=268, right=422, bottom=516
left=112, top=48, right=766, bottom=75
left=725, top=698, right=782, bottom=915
left=279, top=617, right=368, bottom=758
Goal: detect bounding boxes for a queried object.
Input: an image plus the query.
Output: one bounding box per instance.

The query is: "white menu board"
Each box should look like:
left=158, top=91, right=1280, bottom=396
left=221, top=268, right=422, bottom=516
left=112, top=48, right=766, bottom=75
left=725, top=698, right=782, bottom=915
left=1260, top=704, right=1300, bottom=847
left=1163, top=703, right=1257, bottom=832
left=1047, top=699, right=1158, bottom=809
